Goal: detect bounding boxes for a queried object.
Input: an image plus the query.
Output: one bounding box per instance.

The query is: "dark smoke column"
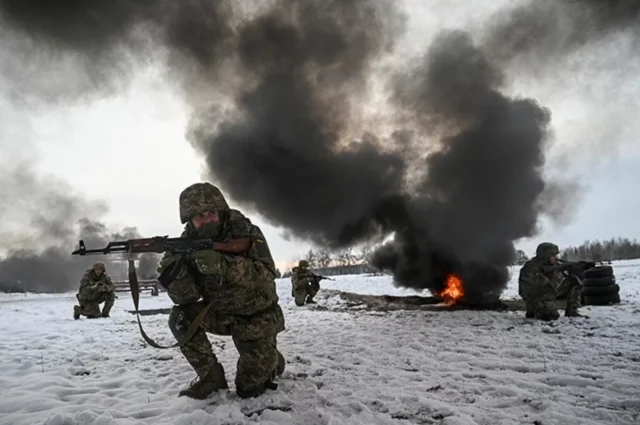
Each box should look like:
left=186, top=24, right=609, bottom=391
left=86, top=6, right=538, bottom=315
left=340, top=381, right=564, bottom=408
left=372, top=30, right=552, bottom=303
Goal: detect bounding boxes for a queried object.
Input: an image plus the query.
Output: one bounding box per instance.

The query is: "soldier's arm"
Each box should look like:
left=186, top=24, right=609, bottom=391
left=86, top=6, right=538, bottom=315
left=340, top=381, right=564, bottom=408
left=79, top=273, right=92, bottom=289
left=105, top=276, right=116, bottom=292
left=519, top=263, right=555, bottom=297
left=157, top=249, right=202, bottom=305
left=221, top=237, right=276, bottom=283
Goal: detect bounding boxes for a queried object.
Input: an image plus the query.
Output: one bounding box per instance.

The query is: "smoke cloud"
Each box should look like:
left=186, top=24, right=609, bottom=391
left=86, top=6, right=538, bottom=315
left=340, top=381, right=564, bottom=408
left=0, top=166, right=159, bottom=293
left=1, top=0, right=636, bottom=301
left=484, top=0, right=640, bottom=66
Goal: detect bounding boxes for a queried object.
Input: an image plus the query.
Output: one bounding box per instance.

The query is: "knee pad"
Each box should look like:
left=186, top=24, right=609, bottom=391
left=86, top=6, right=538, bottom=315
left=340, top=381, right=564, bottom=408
left=168, top=307, right=191, bottom=340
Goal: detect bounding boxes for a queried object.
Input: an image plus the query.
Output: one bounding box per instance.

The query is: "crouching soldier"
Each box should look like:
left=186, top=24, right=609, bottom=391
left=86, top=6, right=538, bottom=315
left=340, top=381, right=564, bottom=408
left=290, top=260, right=320, bottom=306
left=73, top=262, right=116, bottom=319
left=157, top=182, right=286, bottom=400
left=518, top=242, right=583, bottom=321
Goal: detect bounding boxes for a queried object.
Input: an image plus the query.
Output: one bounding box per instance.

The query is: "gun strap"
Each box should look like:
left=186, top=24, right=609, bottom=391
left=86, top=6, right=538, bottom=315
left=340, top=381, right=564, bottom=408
left=128, top=260, right=213, bottom=349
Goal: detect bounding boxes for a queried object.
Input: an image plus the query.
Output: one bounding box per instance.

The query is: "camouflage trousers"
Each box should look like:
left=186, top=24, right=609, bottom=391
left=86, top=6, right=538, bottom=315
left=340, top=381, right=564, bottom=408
left=524, top=276, right=582, bottom=321
left=293, top=278, right=319, bottom=306
left=169, top=301, right=285, bottom=397
left=75, top=292, right=115, bottom=318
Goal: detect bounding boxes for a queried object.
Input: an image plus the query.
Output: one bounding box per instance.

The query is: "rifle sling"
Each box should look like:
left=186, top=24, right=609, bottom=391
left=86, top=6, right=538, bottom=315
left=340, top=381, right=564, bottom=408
left=128, top=260, right=212, bottom=349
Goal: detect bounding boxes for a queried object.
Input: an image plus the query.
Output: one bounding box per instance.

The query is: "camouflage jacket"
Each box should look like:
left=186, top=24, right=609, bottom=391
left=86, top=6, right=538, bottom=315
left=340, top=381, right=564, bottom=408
left=518, top=257, right=563, bottom=301
left=77, top=270, right=115, bottom=302
left=164, top=209, right=279, bottom=316
left=290, top=267, right=317, bottom=289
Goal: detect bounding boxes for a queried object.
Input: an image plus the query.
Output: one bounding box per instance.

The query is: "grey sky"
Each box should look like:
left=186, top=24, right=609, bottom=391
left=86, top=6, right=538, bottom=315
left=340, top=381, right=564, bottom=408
left=1, top=0, right=639, bottom=268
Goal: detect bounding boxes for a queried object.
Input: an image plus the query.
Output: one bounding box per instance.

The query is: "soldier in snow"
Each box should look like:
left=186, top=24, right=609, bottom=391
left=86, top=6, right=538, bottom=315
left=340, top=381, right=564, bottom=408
left=73, top=262, right=116, bottom=319
left=518, top=242, right=583, bottom=320
left=157, top=182, right=286, bottom=399
left=290, top=260, right=321, bottom=306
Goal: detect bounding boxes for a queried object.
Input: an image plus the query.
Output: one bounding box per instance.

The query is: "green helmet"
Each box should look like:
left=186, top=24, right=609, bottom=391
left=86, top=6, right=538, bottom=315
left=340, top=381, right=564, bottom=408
left=536, top=242, right=559, bottom=258
left=179, top=182, right=230, bottom=224
left=298, top=260, right=309, bottom=268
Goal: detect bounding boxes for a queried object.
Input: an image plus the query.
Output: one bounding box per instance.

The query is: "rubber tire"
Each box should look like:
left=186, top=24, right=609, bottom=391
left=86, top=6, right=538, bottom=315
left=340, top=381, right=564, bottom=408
left=583, top=292, right=620, bottom=306
left=582, top=275, right=616, bottom=287
left=582, top=283, right=619, bottom=297
left=584, top=266, right=613, bottom=279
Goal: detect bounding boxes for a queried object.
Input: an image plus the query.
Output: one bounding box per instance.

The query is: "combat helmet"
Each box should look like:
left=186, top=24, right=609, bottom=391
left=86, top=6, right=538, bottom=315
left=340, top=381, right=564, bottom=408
left=298, top=260, right=309, bottom=268
left=179, top=182, right=230, bottom=224
left=536, top=242, right=559, bottom=258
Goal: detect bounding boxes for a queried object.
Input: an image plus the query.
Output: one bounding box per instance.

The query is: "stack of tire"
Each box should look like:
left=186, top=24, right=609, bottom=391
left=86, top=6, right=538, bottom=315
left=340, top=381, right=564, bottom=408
left=581, top=265, right=621, bottom=306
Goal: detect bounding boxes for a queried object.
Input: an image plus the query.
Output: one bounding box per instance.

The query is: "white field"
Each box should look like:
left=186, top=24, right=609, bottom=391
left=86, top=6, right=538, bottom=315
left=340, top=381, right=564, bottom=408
left=1, top=261, right=639, bottom=425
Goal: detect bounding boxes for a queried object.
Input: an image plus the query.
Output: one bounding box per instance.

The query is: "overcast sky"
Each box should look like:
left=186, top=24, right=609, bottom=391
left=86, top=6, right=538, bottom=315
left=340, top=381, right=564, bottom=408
left=1, top=0, right=639, bottom=268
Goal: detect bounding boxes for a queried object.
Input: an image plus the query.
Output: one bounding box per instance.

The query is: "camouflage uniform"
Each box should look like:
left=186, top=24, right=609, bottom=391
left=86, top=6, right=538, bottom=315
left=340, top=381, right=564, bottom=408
left=73, top=262, right=116, bottom=319
left=157, top=182, right=286, bottom=400
left=518, top=242, right=582, bottom=321
left=290, top=260, right=320, bottom=306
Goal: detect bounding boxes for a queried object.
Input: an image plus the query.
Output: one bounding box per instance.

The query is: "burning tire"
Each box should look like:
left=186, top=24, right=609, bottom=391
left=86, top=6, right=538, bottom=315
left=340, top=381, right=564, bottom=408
left=582, top=275, right=616, bottom=287
left=583, top=265, right=613, bottom=279
left=583, top=292, right=620, bottom=306
left=582, top=283, right=619, bottom=297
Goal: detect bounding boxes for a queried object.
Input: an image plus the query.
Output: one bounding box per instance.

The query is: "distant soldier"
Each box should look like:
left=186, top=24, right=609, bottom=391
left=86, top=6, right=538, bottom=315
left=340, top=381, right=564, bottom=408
left=290, top=260, right=321, bottom=306
left=518, top=242, right=583, bottom=320
left=73, top=262, right=116, bottom=319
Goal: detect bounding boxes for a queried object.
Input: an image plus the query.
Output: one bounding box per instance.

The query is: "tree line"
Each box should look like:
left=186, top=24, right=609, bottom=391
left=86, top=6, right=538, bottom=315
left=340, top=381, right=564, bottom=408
left=299, top=246, right=371, bottom=269
left=513, top=237, right=640, bottom=265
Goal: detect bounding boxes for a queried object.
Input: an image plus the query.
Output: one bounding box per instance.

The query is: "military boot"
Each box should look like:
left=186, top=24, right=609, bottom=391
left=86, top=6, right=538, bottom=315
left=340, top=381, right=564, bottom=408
left=101, top=306, right=112, bottom=318
left=276, top=350, right=286, bottom=376
left=305, top=296, right=317, bottom=304
left=178, top=363, right=228, bottom=399
left=564, top=308, right=585, bottom=318
left=73, top=305, right=81, bottom=320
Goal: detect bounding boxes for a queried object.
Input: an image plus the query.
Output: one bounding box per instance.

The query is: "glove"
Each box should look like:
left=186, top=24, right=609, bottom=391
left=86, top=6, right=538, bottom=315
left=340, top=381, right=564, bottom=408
left=189, top=250, right=225, bottom=276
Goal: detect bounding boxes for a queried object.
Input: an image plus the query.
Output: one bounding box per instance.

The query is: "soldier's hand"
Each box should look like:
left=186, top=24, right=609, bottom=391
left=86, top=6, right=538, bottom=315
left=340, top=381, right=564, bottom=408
left=189, top=250, right=225, bottom=276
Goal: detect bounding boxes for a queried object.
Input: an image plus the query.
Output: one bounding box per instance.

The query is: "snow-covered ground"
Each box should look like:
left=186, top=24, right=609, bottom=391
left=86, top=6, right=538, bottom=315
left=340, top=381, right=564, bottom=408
left=1, top=261, right=639, bottom=425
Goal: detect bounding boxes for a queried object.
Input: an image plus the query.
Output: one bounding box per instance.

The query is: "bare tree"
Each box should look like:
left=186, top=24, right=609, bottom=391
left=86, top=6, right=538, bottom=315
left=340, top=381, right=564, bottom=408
left=359, top=243, right=373, bottom=265
left=317, top=248, right=332, bottom=268
left=337, top=247, right=356, bottom=266
left=514, top=249, right=529, bottom=265
left=303, top=249, right=318, bottom=268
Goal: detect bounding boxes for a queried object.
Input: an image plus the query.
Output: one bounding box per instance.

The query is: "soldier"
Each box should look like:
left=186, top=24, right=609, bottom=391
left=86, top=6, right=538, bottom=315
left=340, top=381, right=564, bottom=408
left=157, top=182, right=286, bottom=400
left=290, top=260, right=321, bottom=306
left=518, top=242, right=583, bottom=321
left=73, top=262, right=116, bottom=319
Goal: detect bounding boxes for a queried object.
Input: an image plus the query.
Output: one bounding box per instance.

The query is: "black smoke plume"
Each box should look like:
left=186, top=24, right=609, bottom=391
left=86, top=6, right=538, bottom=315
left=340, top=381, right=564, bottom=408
left=3, top=0, right=630, bottom=302
left=484, top=0, right=640, bottom=66
left=0, top=166, right=159, bottom=293
left=372, top=31, right=551, bottom=300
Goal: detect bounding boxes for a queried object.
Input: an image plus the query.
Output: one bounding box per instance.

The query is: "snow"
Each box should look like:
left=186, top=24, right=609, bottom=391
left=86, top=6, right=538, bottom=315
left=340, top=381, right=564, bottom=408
left=1, top=261, right=639, bottom=425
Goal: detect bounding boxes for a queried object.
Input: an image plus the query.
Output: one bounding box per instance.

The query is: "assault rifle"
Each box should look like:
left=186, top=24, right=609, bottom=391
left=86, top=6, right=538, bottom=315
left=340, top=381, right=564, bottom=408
left=313, top=274, right=335, bottom=282
left=71, top=236, right=252, bottom=350
left=71, top=236, right=251, bottom=257
left=556, top=259, right=596, bottom=280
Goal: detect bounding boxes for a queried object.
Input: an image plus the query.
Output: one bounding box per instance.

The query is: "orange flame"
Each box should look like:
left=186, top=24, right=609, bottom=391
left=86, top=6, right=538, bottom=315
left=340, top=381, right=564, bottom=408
left=440, top=274, right=464, bottom=306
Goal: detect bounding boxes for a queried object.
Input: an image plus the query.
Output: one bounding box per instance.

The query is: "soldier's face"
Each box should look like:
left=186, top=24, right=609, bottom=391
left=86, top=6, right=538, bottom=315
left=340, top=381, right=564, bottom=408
left=192, top=211, right=219, bottom=229
left=549, top=255, right=558, bottom=265
left=94, top=268, right=104, bottom=276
